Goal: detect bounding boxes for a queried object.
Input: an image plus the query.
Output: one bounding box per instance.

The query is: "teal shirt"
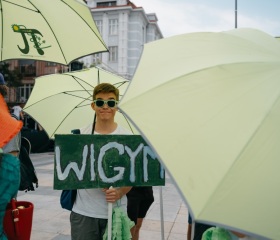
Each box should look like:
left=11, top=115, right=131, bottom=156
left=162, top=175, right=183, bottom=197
left=0, top=152, right=20, bottom=240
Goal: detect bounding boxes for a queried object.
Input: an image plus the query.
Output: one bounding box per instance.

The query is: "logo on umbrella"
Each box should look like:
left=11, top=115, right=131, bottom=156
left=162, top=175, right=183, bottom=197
left=12, top=24, right=51, bottom=55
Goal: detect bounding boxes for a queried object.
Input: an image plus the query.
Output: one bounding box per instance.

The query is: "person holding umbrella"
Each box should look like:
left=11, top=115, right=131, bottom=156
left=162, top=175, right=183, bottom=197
left=0, top=94, right=22, bottom=240
left=0, top=73, right=21, bottom=157
left=70, top=83, right=132, bottom=240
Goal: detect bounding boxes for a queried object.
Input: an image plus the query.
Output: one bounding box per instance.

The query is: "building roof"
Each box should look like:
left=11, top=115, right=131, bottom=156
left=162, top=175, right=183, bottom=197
left=93, top=0, right=141, bottom=9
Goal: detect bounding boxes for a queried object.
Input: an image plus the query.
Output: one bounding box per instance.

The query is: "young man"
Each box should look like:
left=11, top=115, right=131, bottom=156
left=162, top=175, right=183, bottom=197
left=70, top=83, right=132, bottom=240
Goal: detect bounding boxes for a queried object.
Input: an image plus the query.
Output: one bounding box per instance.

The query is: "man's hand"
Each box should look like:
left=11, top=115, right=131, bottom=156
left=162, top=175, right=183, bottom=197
left=103, top=187, right=132, bottom=203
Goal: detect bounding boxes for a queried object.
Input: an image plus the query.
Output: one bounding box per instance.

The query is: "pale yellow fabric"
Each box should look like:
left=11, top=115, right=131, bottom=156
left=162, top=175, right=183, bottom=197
left=24, top=67, right=137, bottom=138
left=119, top=28, right=280, bottom=239
left=0, top=0, right=107, bottom=64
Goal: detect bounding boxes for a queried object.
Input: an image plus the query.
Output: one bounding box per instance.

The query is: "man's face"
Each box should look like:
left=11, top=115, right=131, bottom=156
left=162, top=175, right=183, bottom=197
left=91, top=92, right=118, bottom=122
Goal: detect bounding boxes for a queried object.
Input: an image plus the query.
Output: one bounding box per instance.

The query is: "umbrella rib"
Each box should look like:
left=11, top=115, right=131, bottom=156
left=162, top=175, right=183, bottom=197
left=62, top=75, right=94, bottom=101
left=25, top=71, right=104, bottom=110
left=24, top=91, right=91, bottom=110
left=61, top=0, right=108, bottom=52
left=117, top=109, right=135, bottom=134
left=22, top=1, right=108, bottom=64
left=2, top=1, right=108, bottom=64
left=63, top=74, right=128, bottom=98
left=66, top=75, right=96, bottom=91
left=65, top=73, right=128, bottom=89
left=50, top=101, right=89, bottom=138
left=25, top=0, right=68, bottom=64
left=4, top=0, right=39, bottom=12
left=63, top=91, right=92, bottom=103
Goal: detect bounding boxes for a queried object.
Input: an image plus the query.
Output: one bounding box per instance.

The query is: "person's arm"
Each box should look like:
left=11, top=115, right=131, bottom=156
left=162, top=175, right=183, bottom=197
left=104, top=187, right=132, bottom=203
left=20, top=111, right=24, bottom=120
left=8, top=151, right=19, bottom=157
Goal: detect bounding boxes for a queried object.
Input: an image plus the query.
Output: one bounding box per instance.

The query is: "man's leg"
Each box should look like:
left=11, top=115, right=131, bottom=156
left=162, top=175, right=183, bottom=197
left=187, top=224, right=192, bottom=240
left=131, top=218, right=144, bottom=240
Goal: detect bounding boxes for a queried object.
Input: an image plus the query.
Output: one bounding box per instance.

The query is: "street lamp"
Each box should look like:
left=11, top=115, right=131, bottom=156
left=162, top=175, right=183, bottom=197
left=235, top=0, right=238, bottom=28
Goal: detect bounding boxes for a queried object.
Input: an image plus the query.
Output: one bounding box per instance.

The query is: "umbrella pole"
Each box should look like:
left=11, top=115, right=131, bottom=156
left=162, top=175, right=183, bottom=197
left=92, top=114, right=96, bottom=134
left=108, top=202, right=113, bottom=240
left=159, top=186, right=165, bottom=240
left=91, top=68, right=99, bottom=135
left=108, top=186, right=113, bottom=240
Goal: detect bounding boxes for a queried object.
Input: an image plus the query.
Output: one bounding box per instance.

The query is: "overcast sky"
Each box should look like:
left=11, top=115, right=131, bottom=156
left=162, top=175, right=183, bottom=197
left=131, top=0, right=280, bottom=38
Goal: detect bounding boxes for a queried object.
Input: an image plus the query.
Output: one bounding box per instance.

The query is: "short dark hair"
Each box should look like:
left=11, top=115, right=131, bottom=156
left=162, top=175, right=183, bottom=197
left=93, top=83, right=119, bottom=101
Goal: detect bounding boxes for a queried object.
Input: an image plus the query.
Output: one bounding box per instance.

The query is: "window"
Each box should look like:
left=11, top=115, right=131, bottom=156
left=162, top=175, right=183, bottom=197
left=93, top=53, right=102, bottom=64
left=109, top=19, right=118, bottom=35
left=95, top=20, right=103, bottom=35
left=19, top=84, right=33, bottom=102
left=46, top=62, right=57, bottom=66
left=108, top=46, right=118, bottom=62
left=97, top=1, right=117, bottom=7
left=18, top=60, right=36, bottom=77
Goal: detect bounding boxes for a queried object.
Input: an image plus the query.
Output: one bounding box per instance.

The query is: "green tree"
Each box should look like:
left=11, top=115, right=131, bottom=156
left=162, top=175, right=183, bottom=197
left=0, top=62, right=22, bottom=87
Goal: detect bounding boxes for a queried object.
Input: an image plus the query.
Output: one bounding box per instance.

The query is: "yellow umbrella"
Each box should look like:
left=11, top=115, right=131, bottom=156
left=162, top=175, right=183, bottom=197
left=24, top=67, right=137, bottom=138
left=0, top=0, right=107, bottom=64
left=119, top=28, right=280, bottom=239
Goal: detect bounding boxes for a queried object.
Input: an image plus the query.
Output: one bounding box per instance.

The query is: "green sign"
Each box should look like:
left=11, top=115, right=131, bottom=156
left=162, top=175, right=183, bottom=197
left=54, top=134, right=165, bottom=190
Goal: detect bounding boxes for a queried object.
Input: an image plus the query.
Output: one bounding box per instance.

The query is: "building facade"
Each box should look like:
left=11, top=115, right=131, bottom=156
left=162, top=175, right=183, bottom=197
left=82, top=0, right=163, bottom=79
left=2, top=60, right=68, bottom=104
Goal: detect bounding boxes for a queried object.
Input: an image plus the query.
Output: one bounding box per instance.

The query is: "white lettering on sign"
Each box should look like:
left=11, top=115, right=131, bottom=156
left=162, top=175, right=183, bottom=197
left=90, top=144, right=95, bottom=181
left=56, top=145, right=88, bottom=181
left=55, top=142, right=164, bottom=184
left=98, top=142, right=125, bottom=183
left=125, top=143, right=144, bottom=182
left=143, top=146, right=164, bottom=182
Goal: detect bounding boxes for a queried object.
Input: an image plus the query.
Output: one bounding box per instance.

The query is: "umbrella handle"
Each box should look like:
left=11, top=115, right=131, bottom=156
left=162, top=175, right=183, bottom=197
left=107, top=186, right=113, bottom=240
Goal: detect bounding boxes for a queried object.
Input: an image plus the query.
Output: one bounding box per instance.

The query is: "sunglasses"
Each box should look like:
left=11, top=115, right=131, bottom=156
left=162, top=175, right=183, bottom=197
left=93, top=99, right=118, bottom=108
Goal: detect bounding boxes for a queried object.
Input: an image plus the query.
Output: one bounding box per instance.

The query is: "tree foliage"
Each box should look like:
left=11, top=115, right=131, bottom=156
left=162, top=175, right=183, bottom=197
left=0, top=61, right=23, bottom=87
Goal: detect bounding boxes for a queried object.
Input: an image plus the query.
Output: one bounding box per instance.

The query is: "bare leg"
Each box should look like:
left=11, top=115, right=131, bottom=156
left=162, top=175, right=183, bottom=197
left=130, top=218, right=144, bottom=240
left=187, top=224, right=192, bottom=240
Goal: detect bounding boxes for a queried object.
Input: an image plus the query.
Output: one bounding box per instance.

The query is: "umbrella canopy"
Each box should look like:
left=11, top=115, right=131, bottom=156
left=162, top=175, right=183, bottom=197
left=119, top=28, right=280, bottom=239
left=0, top=0, right=107, bottom=65
left=24, top=67, right=136, bottom=139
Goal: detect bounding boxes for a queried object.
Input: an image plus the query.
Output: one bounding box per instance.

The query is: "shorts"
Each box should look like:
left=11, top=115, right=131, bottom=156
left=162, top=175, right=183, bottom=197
left=126, top=187, right=154, bottom=224
left=70, top=211, right=107, bottom=240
